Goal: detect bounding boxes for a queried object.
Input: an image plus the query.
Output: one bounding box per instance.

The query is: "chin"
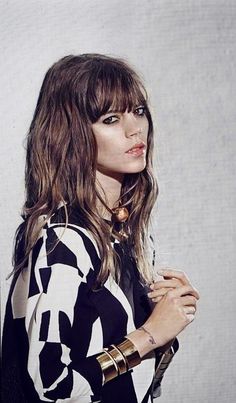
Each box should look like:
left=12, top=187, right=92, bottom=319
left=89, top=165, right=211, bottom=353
left=121, top=162, right=146, bottom=174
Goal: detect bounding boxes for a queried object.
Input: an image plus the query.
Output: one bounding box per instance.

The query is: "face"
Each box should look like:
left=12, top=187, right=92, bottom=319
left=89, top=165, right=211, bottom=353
left=91, top=105, right=149, bottom=179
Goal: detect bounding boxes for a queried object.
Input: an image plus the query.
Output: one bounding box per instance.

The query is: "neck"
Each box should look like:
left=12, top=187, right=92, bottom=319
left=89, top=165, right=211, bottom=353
left=96, top=170, right=124, bottom=219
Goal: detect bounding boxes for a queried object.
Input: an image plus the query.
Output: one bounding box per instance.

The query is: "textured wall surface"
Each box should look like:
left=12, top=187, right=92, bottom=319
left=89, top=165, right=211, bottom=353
left=1, top=1, right=235, bottom=402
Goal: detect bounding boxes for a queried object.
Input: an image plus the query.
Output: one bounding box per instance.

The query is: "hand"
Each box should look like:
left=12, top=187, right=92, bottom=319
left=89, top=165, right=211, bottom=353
left=148, top=268, right=199, bottom=322
left=127, top=269, right=200, bottom=357
left=144, top=283, right=200, bottom=347
left=148, top=268, right=193, bottom=303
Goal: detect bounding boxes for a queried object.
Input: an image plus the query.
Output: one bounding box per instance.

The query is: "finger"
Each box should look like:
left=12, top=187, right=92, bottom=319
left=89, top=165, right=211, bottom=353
left=150, top=279, right=181, bottom=290
left=157, top=269, right=190, bottom=286
left=167, top=284, right=200, bottom=300
left=183, top=306, right=196, bottom=315
left=186, top=313, right=195, bottom=323
left=180, top=295, right=198, bottom=308
left=151, top=296, right=163, bottom=303
left=148, top=287, right=173, bottom=298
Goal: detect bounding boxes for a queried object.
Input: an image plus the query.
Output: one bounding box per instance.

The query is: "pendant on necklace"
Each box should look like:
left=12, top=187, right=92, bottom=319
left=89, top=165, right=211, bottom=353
left=111, top=207, right=130, bottom=240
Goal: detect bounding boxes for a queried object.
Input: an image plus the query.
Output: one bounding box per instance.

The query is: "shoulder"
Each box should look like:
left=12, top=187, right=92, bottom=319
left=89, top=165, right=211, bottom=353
left=34, top=207, right=101, bottom=279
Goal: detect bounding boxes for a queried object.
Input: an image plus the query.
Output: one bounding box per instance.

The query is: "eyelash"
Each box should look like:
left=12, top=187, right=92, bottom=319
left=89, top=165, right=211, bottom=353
left=102, top=106, right=146, bottom=125
left=135, top=106, right=146, bottom=117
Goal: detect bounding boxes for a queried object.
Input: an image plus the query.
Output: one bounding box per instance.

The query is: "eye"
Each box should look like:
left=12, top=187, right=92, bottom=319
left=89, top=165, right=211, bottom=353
left=102, top=115, right=119, bottom=125
left=134, top=106, right=146, bottom=117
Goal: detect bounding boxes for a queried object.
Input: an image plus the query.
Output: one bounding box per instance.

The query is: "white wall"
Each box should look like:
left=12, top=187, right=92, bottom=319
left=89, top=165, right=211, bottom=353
left=1, top=1, right=236, bottom=402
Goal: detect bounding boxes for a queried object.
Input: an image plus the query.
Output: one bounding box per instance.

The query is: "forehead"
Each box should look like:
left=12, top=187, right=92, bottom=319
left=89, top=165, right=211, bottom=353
left=86, top=62, right=147, bottom=122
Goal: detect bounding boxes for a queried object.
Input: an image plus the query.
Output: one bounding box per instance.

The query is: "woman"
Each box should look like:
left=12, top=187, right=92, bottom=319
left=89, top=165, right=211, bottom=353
left=2, top=54, right=199, bottom=403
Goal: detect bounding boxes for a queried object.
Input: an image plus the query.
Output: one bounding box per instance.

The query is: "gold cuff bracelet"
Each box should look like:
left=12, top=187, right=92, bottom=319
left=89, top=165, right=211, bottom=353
left=116, top=338, right=141, bottom=370
left=96, top=338, right=141, bottom=384
left=96, top=351, right=118, bottom=383
left=108, top=344, right=127, bottom=374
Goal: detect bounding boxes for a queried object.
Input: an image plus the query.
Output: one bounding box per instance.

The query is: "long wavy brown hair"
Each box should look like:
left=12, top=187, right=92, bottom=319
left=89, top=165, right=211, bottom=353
left=13, top=54, right=158, bottom=285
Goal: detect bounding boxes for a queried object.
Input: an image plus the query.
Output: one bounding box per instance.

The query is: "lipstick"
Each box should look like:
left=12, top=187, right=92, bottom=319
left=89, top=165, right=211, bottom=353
left=126, top=142, right=146, bottom=156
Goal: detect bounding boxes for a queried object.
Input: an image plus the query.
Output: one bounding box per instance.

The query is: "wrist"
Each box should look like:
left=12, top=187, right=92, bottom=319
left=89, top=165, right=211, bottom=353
left=142, top=320, right=171, bottom=348
left=126, top=325, right=163, bottom=358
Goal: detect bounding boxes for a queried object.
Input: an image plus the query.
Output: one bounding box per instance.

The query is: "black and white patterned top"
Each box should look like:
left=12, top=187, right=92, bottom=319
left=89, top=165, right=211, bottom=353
left=2, top=207, right=170, bottom=403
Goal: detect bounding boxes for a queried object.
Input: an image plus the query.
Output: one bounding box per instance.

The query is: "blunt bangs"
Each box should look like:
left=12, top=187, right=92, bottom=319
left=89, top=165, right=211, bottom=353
left=85, top=59, right=148, bottom=123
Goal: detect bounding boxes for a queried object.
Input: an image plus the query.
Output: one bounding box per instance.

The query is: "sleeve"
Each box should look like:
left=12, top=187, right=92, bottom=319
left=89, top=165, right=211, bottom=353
left=148, top=235, right=180, bottom=399
left=25, top=223, right=103, bottom=402
left=151, top=338, right=179, bottom=400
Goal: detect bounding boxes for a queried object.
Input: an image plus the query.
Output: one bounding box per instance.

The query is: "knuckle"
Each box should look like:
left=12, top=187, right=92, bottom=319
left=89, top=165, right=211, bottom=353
left=194, top=287, right=200, bottom=298
left=187, top=284, right=194, bottom=292
left=191, top=302, right=197, bottom=309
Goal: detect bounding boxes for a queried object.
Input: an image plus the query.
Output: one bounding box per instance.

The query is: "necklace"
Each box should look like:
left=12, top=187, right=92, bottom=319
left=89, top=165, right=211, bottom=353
left=111, top=207, right=130, bottom=240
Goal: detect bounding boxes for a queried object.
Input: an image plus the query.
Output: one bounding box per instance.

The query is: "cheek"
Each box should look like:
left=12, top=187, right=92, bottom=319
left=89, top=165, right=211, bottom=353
left=96, top=137, right=121, bottom=165
left=97, top=137, right=114, bottom=155
left=142, top=120, right=149, bottom=139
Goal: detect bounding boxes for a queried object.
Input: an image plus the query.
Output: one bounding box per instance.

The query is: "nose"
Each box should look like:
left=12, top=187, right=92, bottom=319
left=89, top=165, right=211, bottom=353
left=124, top=113, right=141, bottom=138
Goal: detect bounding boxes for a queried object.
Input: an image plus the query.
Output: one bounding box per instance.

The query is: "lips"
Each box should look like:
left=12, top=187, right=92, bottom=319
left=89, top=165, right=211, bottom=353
left=126, top=142, right=146, bottom=154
